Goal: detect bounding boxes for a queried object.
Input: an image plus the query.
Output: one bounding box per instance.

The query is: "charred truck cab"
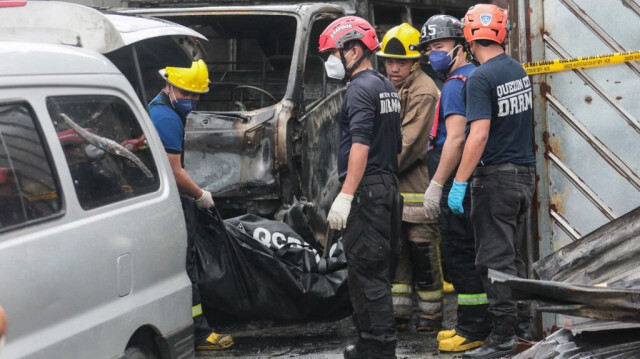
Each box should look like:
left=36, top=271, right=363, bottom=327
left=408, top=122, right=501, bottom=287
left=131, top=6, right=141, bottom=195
left=122, top=1, right=477, bottom=245
left=124, top=4, right=347, bottom=243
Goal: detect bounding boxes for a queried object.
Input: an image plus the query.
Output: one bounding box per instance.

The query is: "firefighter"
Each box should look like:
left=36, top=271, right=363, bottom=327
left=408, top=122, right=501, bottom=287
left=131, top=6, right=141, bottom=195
left=149, top=60, right=234, bottom=351
left=319, top=16, right=403, bottom=359
left=416, top=14, right=492, bottom=353
left=448, top=4, right=535, bottom=358
left=376, top=23, right=443, bottom=332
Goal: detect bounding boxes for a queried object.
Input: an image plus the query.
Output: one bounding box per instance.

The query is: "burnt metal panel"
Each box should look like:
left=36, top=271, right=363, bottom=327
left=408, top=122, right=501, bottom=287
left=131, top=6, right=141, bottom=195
left=489, top=269, right=640, bottom=324
left=491, top=206, right=640, bottom=336
left=533, top=206, right=640, bottom=285
left=297, top=89, right=345, bottom=247
left=513, top=327, right=640, bottom=359
left=520, top=0, right=640, bottom=333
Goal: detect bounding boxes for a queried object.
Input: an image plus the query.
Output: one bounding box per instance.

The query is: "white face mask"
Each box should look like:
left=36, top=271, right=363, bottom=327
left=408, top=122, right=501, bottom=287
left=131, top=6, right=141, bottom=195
left=324, top=54, right=346, bottom=80
left=324, top=49, right=354, bottom=80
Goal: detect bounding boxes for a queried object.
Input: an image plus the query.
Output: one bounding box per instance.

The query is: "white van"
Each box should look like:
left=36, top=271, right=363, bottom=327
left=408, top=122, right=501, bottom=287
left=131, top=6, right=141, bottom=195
left=0, top=2, right=207, bottom=359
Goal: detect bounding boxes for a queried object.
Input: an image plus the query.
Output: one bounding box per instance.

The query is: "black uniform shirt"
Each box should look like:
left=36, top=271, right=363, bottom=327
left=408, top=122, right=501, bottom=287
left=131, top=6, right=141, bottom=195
left=338, top=69, right=402, bottom=181
left=464, top=53, right=536, bottom=165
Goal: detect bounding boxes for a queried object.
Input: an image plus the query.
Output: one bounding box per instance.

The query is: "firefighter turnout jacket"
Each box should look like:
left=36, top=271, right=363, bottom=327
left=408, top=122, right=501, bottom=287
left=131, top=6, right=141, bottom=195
left=395, top=69, right=439, bottom=223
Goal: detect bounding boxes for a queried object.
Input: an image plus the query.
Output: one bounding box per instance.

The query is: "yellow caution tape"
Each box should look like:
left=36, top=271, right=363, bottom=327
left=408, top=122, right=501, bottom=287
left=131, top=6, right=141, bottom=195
left=523, top=49, right=640, bottom=75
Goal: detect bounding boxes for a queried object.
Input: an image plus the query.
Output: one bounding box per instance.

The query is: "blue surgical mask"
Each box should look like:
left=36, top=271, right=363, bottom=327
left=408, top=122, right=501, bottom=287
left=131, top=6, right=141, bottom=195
left=169, top=86, right=197, bottom=117
left=429, top=45, right=459, bottom=74
left=172, top=98, right=197, bottom=117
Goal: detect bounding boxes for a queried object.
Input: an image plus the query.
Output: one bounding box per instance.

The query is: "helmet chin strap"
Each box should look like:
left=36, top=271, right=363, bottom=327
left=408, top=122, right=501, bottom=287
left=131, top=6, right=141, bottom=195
left=463, top=42, right=480, bottom=66
left=339, top=48, right=367, bottom=79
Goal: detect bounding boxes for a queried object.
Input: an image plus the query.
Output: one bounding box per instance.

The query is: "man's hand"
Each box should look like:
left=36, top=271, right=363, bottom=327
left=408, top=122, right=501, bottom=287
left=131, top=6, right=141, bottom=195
left=327, top=193, right=354, bottom=230
left=447, top=180, right=467, bottom=215
left=423, top=180, right=443, bottom=219
left=195, top=190, right=215, bottom=210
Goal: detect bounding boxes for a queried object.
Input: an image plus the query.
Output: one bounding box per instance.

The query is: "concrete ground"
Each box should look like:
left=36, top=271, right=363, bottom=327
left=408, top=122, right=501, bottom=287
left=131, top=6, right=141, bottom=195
left=196, top=293, right=462, bottom=359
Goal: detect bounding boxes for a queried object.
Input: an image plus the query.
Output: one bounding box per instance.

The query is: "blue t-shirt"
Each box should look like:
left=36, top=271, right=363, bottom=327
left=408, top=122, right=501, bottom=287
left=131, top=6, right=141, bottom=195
left=338, top=69, right=402, bottom=181
left=148, top=92, right=184, bottom=154
left=464, top=53, right=535, bottom=165
left=432, top=64, right=476, bottom=149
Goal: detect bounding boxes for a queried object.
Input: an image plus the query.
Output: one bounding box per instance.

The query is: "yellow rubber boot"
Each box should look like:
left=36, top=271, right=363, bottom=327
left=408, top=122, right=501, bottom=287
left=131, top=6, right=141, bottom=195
left=442, top=281, right=455, bottom=293
left=437, top=328, right=456, bottom=342
left=195, top=332, right=234, bottom=350
left=438, top=334, right=483, bottom=352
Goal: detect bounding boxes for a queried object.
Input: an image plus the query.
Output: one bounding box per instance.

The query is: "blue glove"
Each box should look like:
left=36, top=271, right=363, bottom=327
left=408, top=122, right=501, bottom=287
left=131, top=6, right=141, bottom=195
left=448, top=180, right=468, bottom=215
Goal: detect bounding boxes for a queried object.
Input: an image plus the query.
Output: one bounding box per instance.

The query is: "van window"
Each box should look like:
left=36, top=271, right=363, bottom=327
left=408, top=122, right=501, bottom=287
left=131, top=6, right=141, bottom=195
left=0, top=102, right=61, bottom=231
left=47, top=95, right=160, bottom=210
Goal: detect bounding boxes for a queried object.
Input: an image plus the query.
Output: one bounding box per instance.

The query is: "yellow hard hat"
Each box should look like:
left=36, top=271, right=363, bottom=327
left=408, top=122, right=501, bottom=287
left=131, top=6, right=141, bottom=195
left=159, top=59, right=210, bottom=94
left=376, top=23, right=421, bottom=59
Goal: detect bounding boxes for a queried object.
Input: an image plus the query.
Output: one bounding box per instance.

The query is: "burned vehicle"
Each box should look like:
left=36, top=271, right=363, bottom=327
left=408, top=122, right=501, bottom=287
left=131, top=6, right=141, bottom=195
left=124, top=4, right=347, bottom=243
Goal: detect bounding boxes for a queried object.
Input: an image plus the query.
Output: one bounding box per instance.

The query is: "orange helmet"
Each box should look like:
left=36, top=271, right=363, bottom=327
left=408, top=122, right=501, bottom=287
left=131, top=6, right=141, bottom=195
left=462, top=4, right=509, bottom=44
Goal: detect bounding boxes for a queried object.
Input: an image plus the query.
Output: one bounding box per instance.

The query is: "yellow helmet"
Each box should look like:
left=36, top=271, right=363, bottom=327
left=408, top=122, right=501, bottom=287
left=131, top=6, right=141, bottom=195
left=159, top=59, right=210, bottom=94
left=376, top=23, right=421, bottom=59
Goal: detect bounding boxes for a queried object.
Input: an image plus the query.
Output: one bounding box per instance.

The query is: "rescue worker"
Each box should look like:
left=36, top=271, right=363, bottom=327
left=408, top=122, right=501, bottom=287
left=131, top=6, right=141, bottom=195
left=417, top=15, right=492, bottom=353
left=376, top=23, right=443, bottom=332
left=319, top=16, right=403, bottom=359
left=149, top=60, right=234, bottom=351
left=448, top=5, right=535, bottom=358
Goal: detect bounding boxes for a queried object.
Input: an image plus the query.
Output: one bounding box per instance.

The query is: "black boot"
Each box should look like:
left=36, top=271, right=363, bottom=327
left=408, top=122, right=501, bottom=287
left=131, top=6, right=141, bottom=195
left=368, top=340, right=397, bottom=359
left=515, top=317, right=533, bottom=341
left=344, top=339, right=368, bottom=359
left=516, top=302, right=533, bottom=341
left=462, top=315, right=517, bottom=359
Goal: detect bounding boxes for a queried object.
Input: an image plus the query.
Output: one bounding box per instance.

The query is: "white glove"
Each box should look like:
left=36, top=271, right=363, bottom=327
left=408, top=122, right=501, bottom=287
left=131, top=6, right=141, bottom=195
left=327, top=192, right=354, bottom=230
left=195, top=190, right=215, bottom=210
left=423, top=180, right=443, bottom=219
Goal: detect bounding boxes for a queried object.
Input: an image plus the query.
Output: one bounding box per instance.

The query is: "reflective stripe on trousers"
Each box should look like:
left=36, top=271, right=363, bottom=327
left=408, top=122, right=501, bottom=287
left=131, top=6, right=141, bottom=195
left=192, top=304, right=203, bottom=317
left=391, top=283, right=412, bottom=295
left=458, top=293, right=489, bottom=306
left=418, top=289, right=443, bottom=302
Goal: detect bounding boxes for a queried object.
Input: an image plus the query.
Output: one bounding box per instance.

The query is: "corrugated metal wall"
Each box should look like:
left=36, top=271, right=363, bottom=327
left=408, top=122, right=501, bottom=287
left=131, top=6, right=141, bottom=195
left=519, top=0, right=640, bottom=334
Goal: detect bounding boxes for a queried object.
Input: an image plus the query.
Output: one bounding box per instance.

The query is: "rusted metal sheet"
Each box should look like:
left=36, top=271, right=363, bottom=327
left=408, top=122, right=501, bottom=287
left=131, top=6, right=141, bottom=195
left=513, top=327, right=640, bottom=359
left=520, top=0, right=640, bottom=333
left=491, top=205, right=640, bottom=352
left=489, top=269, right=640, bottom=324
left=533, top=206, right=640, bottom=284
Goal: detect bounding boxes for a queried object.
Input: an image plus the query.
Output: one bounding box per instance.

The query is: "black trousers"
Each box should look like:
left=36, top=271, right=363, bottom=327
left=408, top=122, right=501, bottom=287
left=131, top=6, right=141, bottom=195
left=181, top=195, right=213, bottom=340
left=343, top=174, right=401, bottom=359
left=428, top=149, right=491, bottom=339
left=440, top=178, right=492, bottom=339
left=470, top=163, right=535, bottom=318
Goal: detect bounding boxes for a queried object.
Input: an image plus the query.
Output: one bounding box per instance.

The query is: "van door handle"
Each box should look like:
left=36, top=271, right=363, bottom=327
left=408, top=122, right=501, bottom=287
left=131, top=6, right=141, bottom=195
left=117, top=253, right=132, bottom=297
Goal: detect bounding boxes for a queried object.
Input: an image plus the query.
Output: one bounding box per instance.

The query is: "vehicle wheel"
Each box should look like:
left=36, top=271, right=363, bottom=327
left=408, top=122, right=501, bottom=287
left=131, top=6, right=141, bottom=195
left=124, top=346, right=158, bottom=359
